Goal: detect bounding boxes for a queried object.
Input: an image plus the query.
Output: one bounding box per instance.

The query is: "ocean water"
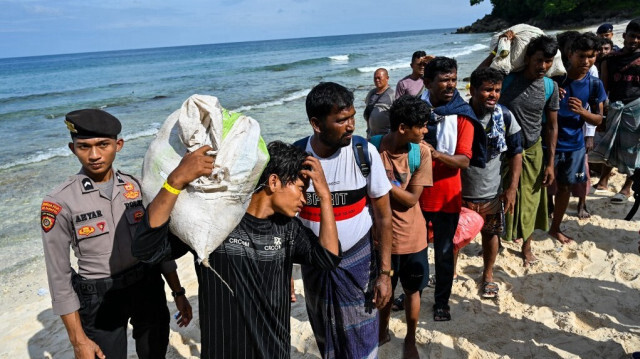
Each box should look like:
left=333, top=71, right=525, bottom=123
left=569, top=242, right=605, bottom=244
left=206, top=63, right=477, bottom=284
left=0, top=28, right=490, bottom=273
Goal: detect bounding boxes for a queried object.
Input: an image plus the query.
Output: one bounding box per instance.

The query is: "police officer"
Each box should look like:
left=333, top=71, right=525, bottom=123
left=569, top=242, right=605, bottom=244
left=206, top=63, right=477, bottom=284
left=40, top=109, right=192, bottom=359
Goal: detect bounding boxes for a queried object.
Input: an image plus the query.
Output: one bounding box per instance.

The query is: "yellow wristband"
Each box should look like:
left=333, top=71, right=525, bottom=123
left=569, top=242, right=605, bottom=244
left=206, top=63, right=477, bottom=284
left=491, top=50, right=497, bottom=56
left=162, top=181, right=182, bottom=195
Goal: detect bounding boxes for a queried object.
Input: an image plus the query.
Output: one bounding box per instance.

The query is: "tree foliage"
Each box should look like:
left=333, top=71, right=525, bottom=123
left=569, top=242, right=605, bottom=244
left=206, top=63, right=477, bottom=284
left=470, top=0, right=634, bottom=18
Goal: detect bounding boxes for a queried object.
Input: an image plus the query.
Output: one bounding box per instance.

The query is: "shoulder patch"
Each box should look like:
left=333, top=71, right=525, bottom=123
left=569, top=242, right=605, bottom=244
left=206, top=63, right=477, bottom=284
left=41, top=201, right=62, bottom=233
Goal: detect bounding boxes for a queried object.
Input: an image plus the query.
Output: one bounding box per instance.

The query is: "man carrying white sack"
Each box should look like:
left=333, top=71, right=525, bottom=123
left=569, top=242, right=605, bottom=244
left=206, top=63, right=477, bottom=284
left=133, top=140, right=342, bottom=359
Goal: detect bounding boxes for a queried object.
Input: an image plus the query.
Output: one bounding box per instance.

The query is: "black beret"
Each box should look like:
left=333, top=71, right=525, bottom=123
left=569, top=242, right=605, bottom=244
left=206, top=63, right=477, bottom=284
left=597, top=24, right=613, bottom=34
left=65, top=109, right=122, bottom=139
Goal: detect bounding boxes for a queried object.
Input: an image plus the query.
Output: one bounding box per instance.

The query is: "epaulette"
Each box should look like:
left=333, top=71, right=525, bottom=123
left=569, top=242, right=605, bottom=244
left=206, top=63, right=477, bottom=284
left=115, top=169, right=142, bottom=188
left=45, top=174, right=81, bottom=198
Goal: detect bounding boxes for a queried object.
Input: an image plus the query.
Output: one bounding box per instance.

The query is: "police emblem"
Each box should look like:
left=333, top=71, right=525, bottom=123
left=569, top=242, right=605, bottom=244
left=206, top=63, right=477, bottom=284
left=78, top=226, right=95, bottom=236
left=97, top=222, right=106, bottom=231
left=133, top=210, right=144, bottom=222
left=123, top=191, right=139, bottom=200
left=124, top=183, right=134, bottom=191
left=41, top=201, right=62, bottom=233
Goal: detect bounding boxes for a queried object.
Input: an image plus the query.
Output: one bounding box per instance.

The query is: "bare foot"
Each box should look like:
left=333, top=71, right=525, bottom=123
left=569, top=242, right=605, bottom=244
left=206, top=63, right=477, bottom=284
left=577, top=206, right=591, bottom=219
left=403, top=339, right=420, bottom=359
left=379, top=329, right=391, bottom=346
left=522, top=241, right=538, bottom=267
left=593, top=184, right=607, bottom=191
left=549, top=230, right=575, bottom=245
left=513, top=237, right=523, bottom=244
left=290, top=278, right=296, bottom=303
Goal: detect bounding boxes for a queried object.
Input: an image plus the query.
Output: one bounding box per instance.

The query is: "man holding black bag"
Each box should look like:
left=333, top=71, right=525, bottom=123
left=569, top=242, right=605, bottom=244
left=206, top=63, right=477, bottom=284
left=364, top=68, right=395, bottom=139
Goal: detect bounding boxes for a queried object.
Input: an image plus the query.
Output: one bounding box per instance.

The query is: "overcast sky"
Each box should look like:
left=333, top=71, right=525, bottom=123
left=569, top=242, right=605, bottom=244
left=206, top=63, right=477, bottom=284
left=1, top=0, right=493, bottom=58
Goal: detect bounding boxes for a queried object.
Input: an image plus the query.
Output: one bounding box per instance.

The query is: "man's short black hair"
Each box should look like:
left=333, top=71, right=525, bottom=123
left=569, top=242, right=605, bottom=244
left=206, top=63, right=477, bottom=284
left=570, top=33, right=599, bottom=53
left=411, top=51, right=427, bottom=64
left=470, top=67, right=504, bottom=89
left=525, top=35, right=559, bottom=58
left=389, top=95, right=431, bottom=131
left=305, top=82, right=354, bottom=122
left=627, top=18, right=640, bottom=33
left=423, top=56, right=457, bottom=81
left=255, top=141, right=309, bottom=191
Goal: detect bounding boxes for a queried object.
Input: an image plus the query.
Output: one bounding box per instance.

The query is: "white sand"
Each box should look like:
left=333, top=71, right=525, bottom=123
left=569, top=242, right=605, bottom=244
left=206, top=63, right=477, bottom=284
left=2, top=20, right=638, bottom=359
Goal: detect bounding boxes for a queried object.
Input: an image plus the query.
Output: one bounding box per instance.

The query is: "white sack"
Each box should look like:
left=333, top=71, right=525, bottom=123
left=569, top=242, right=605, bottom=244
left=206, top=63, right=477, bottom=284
left=142, top=94, right=269, bottom=265
left=489, top=23, right=566, bottom=77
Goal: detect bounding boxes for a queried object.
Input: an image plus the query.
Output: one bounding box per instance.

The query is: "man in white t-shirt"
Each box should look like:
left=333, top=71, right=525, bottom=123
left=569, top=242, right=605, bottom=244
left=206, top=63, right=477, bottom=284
left=298, top=82, right=393, bottom=359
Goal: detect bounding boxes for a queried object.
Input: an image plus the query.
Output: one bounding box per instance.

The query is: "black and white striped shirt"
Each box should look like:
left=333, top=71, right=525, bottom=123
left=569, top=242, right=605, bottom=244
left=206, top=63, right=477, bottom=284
left=134, top=213, right=341, bottom=359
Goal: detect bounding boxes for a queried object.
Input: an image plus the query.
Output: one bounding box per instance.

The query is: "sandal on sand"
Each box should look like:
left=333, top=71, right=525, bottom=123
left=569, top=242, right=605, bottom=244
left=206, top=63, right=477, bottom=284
left=611, top=193, right=629, bottom=204
left=481, top=282, right=499, bottom=299
left=391, top=294, right=405, bottom=311
left=433, top=306, right=451, bottom=321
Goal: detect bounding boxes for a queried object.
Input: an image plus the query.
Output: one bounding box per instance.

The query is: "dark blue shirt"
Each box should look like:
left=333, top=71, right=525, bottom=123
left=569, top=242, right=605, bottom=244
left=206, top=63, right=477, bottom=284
left=553, top=73, right=607, bottom=152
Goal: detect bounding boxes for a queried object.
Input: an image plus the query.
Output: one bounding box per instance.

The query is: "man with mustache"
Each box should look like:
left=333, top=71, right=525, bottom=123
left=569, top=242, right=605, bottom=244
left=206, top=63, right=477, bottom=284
left=419, top=57, right=485, bottom=321
left=462, top=67, right=523, bottom=299
left=297, top=82, right=393, bottom=358
left=479, top=35, right=560, bottom=266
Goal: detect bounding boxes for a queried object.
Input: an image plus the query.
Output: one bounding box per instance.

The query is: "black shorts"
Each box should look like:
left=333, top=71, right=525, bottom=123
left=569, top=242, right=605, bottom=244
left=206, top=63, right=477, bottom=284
left=555, top=147, right=587, bottom=185
left=390, top=247, right=429, bottom=293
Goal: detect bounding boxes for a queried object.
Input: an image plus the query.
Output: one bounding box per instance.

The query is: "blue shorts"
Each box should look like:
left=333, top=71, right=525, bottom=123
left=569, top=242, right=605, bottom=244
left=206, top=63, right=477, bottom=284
left=554, top=147, right=587, bottom=185
left=390, top=247, right=429, bottom=293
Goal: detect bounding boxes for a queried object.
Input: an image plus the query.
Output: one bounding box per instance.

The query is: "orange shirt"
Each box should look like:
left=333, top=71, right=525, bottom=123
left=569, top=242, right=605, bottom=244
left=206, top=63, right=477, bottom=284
left=378, top=141, right=433, bottom=254
left=419, top=115, right=474, bottom=213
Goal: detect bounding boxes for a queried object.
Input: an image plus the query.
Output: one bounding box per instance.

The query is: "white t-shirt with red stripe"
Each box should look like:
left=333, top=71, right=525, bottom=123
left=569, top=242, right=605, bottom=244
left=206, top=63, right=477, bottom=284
left=299, top=137, right=391, bottom=251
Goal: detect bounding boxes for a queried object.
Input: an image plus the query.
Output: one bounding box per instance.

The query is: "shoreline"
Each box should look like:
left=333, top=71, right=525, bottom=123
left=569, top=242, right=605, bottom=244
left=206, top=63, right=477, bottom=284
left=2, top=21, right=639, bottom=358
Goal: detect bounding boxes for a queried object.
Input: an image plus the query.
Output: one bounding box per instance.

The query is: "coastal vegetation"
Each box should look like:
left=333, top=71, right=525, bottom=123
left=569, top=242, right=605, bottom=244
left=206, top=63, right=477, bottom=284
left=457, top=0, right=639, bottom=33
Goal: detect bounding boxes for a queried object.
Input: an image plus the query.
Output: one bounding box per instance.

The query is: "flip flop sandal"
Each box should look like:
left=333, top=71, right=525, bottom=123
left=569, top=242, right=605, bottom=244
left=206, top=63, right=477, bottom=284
left=391, top=294, right=405, bottom=311
left=433, top=307, right=451, bottom=322
left=611, top=193, right=629, bottom=204
left=481, top=282, right=499, bottom=299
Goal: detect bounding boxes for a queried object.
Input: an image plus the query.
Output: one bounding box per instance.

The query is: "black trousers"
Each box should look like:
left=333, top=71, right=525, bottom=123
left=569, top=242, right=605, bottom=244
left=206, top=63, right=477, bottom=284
left=76, top=270, right=170, bottom=359
left=422, top=211, right=460, bottom=310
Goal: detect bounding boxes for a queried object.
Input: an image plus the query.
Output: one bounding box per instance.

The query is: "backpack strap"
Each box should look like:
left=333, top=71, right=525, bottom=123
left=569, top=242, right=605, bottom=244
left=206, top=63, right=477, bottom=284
left=541, top=77, right=554, bottom=124
left=369, top=135, right=383, bottom=150
left=352, top=135, right=371, bottom=178
left=293, top=136, right=310, bottom=151
left=499, top=104, right=512, bottom=129
left=408, top=142, right=420, bottom=175
left=369, top=134, right=420, bottom=175
left=501, top=73, right=515, bottom=93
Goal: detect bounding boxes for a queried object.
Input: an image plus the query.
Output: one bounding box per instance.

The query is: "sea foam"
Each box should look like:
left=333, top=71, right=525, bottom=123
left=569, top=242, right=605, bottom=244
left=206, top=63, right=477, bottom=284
left=232, top=89, right=310, bottom=113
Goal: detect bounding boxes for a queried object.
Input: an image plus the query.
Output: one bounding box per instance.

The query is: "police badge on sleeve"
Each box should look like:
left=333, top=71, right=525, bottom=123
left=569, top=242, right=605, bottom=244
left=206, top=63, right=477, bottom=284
left=41, top=201, right=62, bottom=233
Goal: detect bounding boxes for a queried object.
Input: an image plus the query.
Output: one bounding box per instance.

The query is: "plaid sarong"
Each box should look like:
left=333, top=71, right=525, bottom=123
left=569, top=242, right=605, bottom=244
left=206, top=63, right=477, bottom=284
left=301, top=234, right=378, bottom=359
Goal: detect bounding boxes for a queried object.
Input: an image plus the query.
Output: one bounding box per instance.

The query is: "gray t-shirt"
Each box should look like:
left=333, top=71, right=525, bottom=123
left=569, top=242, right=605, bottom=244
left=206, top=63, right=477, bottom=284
left=498, top=72, right=559, bottom=149
left=364, top=87, right=394, bottom=139
left=461, top=108, right=521, bottom=200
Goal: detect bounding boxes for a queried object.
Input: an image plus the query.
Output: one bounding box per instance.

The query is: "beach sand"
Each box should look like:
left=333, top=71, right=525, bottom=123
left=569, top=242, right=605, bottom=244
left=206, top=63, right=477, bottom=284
left=2, top=21, right=638, bottom=359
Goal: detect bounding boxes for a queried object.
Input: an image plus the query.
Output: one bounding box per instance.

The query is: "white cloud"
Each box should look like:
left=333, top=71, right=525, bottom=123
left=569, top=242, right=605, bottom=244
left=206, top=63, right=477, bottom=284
left=25, top=5, right=62, bottom=16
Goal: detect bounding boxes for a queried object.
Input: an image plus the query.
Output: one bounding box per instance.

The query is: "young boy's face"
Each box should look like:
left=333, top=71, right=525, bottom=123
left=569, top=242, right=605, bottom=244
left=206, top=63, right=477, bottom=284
left=402, top=123, right=428, bottom=144
left=568, top=49, right=596, bottom=76
left=272, top=177, right=308, bottom=218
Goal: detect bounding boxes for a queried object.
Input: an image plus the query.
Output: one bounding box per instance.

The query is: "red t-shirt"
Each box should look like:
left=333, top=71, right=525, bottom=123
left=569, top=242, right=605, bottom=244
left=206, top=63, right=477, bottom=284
left=419, top=115, right=474, bottom=213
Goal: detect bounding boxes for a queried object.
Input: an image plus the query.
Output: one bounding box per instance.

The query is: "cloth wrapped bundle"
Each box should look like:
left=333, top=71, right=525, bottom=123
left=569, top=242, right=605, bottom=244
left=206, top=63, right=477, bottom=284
left=142, top=94, right=269, bottom=265
left=489, top=23, right=566, bottom=77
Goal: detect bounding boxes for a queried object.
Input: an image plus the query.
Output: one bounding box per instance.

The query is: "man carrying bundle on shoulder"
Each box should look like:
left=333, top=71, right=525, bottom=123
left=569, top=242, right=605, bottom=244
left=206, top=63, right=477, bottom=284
left=133, top=141, right=342, bottom=359
left=478, top=34, right=560, bottom=266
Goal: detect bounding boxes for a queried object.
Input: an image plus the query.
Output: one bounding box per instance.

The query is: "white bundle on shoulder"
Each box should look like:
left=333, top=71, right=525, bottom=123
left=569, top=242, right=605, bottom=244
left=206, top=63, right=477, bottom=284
left=489, top=23, right=566, bottom=77
left=142, top=94, right=269, bottom=266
